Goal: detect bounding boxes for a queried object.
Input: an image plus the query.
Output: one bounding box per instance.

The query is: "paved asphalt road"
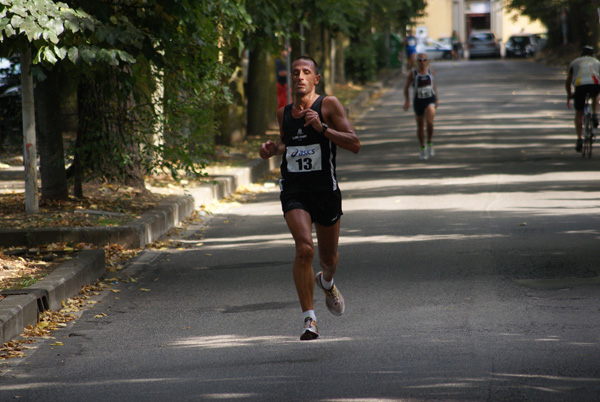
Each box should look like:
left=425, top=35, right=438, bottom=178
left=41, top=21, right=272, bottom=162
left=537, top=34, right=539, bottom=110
left=1, top=59, right=599, bottom=402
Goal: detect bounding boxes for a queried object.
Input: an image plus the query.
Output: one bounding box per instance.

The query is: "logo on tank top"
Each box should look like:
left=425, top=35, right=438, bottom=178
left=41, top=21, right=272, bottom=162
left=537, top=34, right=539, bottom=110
left=292, top=128, right=307, bottom=141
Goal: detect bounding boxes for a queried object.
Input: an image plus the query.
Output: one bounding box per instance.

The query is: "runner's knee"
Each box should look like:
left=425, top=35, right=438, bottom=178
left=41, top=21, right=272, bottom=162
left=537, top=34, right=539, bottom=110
left=295, top=241, right=314, bottom=262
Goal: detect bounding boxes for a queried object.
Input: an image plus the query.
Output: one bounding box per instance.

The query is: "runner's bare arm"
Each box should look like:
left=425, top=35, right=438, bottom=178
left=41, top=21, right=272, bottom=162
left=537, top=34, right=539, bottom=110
left=301, top=96, right=360, bottom=154
left=259, top=108, right=285, bottom=159
left=565, top=68, right=573, bottom=109
left=403, top=73, right=413, bottom=110
left=432, top=70, right=438, bottom=107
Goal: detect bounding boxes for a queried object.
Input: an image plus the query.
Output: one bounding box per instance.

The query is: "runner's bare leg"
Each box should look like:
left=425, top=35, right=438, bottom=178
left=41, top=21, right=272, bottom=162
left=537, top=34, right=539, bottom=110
left=284, top=208, right=315, bottom=312
left=315, top=220, right=340, bottom=282
left=425, top=104, right=436, bottom=143
left=575, top=110, right=583, bottom=139
left=415, top=115, right=426, bottom=148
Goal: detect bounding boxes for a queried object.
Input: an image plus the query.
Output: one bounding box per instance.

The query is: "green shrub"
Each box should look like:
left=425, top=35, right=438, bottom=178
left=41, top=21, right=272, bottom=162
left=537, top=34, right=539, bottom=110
left=344, top=36, right=377, bottom=84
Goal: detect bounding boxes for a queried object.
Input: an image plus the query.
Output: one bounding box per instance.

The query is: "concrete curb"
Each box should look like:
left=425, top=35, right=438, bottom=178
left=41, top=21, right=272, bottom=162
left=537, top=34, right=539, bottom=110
left=0, top=156, right=280, bottom=345
left=0, top=249, right=105, bottom=343
left=0, top=157, right=281, bottom=249
left=0, top=195, right=196, bottom=249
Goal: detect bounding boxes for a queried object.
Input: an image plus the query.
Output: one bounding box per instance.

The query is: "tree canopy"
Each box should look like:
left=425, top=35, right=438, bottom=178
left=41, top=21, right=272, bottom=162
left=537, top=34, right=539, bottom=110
left=1, top=0, right=427, bottom=209
left=0, top=0, right=139, bottom=68
left=505, top=0, right=600, bottom=48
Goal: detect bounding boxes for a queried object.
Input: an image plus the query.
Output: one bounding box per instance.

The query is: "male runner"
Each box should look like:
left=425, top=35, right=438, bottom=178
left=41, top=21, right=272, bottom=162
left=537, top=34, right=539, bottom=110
left=259, top=56, right=360, bottom=340
left=404, top=29, right=417, bottom=72
left=403, top=52, right=438, bottom=160
left=566, top=46, right=600, bottom=152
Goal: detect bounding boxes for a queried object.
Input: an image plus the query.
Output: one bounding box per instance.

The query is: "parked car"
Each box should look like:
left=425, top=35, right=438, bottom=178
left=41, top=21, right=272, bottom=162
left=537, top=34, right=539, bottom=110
left=505, top=34, right=540, bottom=58
left=439, top=37, right=464, bottom=59
left=0, top=57, right=22, bottom=152
left=467, top=31, right=501, bottom=59
left=0, top=57, right=19, bottom=86
left=422, top=39, right=453, bottom=60
left=533, top=33, right=547, bottom=51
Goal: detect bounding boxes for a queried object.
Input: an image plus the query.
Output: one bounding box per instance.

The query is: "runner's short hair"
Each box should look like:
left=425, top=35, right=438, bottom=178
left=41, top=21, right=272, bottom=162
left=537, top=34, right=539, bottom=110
left=294, top=56, right=320, bottom=75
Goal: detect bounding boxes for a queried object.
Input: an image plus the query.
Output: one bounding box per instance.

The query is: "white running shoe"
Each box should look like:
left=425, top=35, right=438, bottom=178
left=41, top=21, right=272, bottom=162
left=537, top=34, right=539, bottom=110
left=300, top=317, right=319, bottom=340
left=315, top=272, right=345, bottom=316
left=420, top=148, right=428, bottom=160
left=427, top=143, right=435, bottom=157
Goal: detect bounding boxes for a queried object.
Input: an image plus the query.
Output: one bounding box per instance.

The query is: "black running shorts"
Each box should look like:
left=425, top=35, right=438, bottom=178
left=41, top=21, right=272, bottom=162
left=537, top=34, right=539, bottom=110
left=280, top=189, right=343, bottom=227
left=413, top=96, right=436, bottom=116
left=574, top=84, right=600, bottom=111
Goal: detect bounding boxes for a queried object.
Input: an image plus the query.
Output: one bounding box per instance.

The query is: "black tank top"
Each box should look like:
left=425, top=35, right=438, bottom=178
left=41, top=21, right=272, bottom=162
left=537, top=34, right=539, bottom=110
left=280, top=95, right=338, bottom=192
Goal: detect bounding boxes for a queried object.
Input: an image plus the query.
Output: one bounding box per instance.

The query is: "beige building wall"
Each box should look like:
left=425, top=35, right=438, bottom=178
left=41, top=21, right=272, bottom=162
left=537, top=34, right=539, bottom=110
left=415, top=0, right=454, bottom=41
left=415, top=0, right=545, bottom=45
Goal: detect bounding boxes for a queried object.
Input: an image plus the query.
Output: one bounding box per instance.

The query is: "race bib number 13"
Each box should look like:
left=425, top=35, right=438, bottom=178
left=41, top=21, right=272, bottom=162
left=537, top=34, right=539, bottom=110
left=286, top=144, right=322, bottom=172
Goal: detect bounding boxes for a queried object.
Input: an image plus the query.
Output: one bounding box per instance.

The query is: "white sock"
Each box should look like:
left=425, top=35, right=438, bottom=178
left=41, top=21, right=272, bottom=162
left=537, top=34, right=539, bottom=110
left=303, top=310, right=316, bottom=322
left=319, top=274, right=334, bottom=290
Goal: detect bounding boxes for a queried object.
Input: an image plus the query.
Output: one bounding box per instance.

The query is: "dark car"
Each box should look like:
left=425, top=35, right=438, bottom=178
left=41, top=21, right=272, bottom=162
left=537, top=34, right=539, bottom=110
left=467, top=31, right=501, bottom=59
left=505, top=34, right=540, bottom=58
left=0, top=57, right=22, bottom=152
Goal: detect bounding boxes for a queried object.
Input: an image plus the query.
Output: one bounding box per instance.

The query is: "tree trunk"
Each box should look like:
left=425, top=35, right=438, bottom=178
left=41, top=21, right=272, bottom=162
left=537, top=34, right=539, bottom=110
left=247, top=45, right=275, bottom=135
left=303, top=25, right=328, bottom=95
left=72, top=66, right=145, bottom=194
left=36, top=67, right=68, bottom=201
left=335, top=35, right=347, bottom=84
left=216, top=59, right=246, bottom=145
left=71, top=79, right=89, bottom=198
left=20, top=48, right=38, bottom=214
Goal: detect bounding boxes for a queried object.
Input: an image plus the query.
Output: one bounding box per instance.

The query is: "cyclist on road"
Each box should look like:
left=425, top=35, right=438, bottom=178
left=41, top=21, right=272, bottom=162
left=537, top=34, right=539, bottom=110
left=403, top=52, right=438, bottom=160
left=259, top=56, right=361, bottom=340
left=566, top=46, right=600, bottom=152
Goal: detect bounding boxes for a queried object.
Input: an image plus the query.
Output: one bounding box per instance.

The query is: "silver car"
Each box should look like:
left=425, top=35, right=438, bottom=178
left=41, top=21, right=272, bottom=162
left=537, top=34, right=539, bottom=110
left=423, top=39, right=453, bottom=60
left=467, top=31, right=501, bottom=59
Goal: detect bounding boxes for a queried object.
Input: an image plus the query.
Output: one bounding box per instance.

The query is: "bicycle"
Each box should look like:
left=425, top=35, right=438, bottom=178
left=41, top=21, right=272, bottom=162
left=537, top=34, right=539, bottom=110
left=582, top=93, right=595, bottom=158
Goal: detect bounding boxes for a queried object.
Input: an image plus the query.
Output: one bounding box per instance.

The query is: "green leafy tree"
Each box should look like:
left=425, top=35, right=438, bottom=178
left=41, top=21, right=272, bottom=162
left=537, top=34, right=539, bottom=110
left=68, top=0, right=252, bottom=191
left=0, top=0, right=139, bottom=211
left=2, top=0, right=252, bottom=202
left=505, top=0, right=599, bottom=49
left=344, top=0, right=426, bottom=83
left=242, top=0, right=427, bottom=131
left=243, top=0, right=303, bottom=136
